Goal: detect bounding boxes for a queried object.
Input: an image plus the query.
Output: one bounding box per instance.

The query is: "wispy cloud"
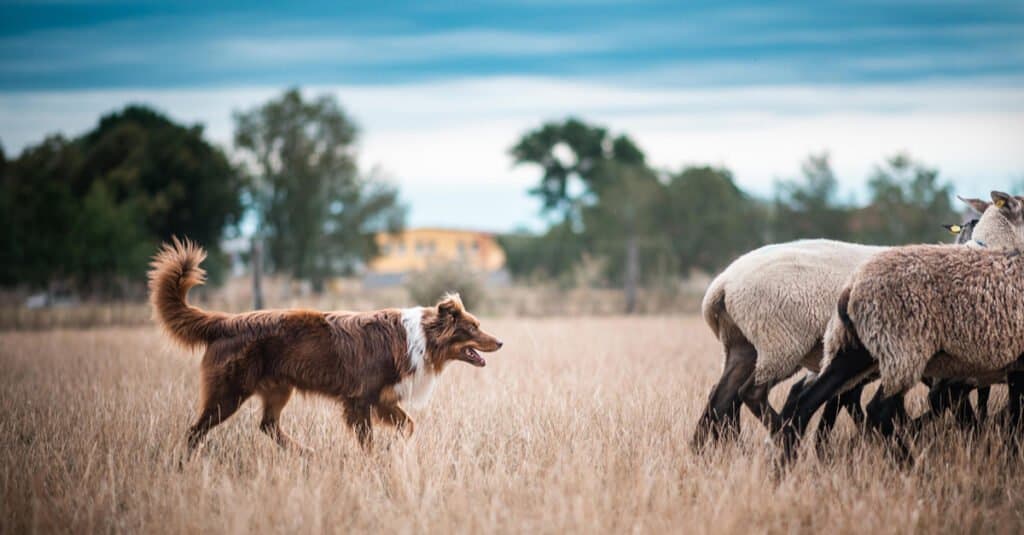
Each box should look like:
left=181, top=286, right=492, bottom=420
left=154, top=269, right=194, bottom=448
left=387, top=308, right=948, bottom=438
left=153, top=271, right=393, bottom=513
left=2, top=1, right=1022, bottom=229
left=215, top=29, right=614, bottom=65
left=2, top=76, right=1022, bottom=230
left=2, top=1, right=1022, bottom=89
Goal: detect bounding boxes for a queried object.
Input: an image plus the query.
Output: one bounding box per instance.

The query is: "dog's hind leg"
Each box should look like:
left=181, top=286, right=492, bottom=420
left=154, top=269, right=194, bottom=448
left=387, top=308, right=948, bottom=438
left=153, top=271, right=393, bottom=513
left=186, top=378, right=251, bottom=458
left=258, top=384, right=310, bottom=453
left=343, top=399, right=373, bottom=450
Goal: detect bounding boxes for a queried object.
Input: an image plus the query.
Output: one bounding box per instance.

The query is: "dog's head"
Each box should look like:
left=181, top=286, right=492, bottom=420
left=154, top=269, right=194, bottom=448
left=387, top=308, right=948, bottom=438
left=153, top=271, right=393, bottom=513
left=425, top=293, right=502, bottom=368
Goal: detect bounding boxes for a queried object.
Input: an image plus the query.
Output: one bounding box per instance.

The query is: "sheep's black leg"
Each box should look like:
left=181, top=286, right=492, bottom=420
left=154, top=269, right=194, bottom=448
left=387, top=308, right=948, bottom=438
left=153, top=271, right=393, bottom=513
left=929, top=380, right=976, bottom=430
left=692, top=340, right=756, bottom=452
left=779, top=375, right=809, bottom=423
left=840, top=381, right=867, bottom=427
left=814, top=395, right=843, bottom=460
left=814, top=380, right=866, bottom=460
left=909, top=379, right=970, bottom=434
left=976, top=386, right=991, bottom=425
left=776, top=346, right=875, bottom=468
left=1005, top=371, right=1024, bottom=459
left=739, top=375, right=782, bottom=434
left=865, top=388, right=913, bottom=467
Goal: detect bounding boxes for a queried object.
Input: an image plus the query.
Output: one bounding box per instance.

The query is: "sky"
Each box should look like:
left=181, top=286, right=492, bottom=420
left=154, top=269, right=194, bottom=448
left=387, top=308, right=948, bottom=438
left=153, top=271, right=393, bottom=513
left=1, top=0, right=1023, bottom=232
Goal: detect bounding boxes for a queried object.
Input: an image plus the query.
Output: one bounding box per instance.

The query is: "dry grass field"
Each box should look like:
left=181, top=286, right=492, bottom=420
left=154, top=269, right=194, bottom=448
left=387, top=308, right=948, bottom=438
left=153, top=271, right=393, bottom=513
left=3, top=316, right=1024, bottom=534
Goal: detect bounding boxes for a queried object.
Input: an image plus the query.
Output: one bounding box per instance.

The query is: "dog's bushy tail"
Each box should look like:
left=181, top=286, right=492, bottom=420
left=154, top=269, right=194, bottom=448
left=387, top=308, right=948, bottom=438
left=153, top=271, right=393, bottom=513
left=148, top=237, right=230, bottom=349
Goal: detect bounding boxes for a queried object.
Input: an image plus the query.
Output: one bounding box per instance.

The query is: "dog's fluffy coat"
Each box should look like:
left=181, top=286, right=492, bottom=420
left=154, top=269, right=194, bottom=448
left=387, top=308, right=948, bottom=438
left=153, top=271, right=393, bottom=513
left=148, top=237, right=502, bottom=454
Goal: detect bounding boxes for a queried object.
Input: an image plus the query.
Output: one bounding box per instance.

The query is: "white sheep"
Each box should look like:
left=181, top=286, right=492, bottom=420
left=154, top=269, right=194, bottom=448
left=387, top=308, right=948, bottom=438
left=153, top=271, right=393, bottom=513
left=776, top=192, right=1024, bottom=466
left=692, top=192, right=1022, bottom=451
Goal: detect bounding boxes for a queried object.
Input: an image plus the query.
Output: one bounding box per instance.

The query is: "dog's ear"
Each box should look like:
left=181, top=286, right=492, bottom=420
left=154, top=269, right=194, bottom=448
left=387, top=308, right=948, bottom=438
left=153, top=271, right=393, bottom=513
left=437, top=293, right=465, bottom=320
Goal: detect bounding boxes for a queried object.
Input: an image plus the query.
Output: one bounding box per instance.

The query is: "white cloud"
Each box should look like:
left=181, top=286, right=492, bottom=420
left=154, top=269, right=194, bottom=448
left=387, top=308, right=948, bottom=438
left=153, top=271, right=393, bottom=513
left=216, top=29, right=613, bottom=65
left=2, top=76, right=1023, bottom=229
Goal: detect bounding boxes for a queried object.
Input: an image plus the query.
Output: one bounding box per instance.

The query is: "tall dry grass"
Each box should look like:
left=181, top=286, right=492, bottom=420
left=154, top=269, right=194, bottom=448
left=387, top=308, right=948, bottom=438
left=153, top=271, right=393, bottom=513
left=2, top=317, right=1023, bottom=534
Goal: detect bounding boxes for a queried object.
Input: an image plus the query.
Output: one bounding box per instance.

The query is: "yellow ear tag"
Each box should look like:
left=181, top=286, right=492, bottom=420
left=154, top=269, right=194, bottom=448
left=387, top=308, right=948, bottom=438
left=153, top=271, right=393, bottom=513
left=996, top=199, right=1006, bottom=208
left=949, top=225, right=962, bottom=234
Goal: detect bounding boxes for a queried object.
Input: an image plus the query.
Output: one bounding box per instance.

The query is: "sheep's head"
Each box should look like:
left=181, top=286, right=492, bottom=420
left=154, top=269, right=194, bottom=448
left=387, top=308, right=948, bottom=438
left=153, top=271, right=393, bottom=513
left=943, top=219, right=978, bottom=245
left=960, top=191, right=1024, bottom=248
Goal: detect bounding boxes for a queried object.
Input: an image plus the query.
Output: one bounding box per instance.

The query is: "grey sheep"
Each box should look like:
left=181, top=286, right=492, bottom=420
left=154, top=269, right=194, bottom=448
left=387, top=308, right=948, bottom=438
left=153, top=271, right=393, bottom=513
left=693, top=192, right=1023, bottom=451
left=778, top=192, right=1024, bottom=466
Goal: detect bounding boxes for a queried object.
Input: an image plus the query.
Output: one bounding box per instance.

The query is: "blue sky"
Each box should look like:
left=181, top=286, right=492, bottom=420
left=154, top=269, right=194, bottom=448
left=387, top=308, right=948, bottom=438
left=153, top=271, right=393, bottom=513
left=2, top=0, right=1023, bottom=231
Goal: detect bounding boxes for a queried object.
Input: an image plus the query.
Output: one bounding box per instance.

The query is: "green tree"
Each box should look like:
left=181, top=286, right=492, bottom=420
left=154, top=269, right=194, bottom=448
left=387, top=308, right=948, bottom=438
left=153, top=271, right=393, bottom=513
left=582, top=161, right=667, bottom=312
left=510, top=118, right=654, bottom=312
left=234, top=88, right=405, bottom=289
left=659, top=166, right=767, bottom=274
left=68, top=182, right=153, bottom=294
left=772, top=152, right=851, bottom=241
left=0, top=136, right=82, bottom=288
left=0, top=107, right=245, bottom=294
left=498, top=222, right=591, bottom=285
left=77, top=106, right=245, bottom=283
left=510, top=117, right=644, bottom=222
left=856, top=154, right=957, bottom=245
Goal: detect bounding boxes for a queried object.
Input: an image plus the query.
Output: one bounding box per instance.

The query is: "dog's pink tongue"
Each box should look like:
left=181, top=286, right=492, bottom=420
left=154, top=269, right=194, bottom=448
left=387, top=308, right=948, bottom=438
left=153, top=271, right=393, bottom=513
left=466, top=348, right=486, bottom=367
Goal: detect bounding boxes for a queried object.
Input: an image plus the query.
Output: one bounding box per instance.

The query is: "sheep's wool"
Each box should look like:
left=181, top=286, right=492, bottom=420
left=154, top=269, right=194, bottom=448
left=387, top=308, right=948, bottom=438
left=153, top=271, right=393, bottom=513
left=836, top=245, right=1024, bottom=396
left=703, top=239, right=885, bottom=387
left=703, top=203, right=1023, bottom=389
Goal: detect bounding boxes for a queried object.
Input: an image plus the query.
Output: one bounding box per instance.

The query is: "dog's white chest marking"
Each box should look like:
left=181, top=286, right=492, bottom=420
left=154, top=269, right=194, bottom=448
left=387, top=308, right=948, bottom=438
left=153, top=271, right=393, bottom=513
left=395, top=307, right=437, bottom=409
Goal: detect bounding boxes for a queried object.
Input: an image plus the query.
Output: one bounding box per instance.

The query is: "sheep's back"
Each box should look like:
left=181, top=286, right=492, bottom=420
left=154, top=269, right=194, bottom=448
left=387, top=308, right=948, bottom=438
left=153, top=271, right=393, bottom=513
left=709, top=240, right=884, bottom=363
left=848, top=245, right=1024, bottom=375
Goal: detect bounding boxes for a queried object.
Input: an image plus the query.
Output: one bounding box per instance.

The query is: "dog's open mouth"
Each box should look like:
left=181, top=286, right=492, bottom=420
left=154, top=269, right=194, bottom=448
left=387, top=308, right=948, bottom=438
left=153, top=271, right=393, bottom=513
left=459, top=347, right=487, bottom=367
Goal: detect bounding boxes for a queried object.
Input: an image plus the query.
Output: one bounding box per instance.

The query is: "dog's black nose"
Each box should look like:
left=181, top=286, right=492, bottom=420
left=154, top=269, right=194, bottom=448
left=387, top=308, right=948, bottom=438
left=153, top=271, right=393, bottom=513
left=496, top=340, right=504, bottom=349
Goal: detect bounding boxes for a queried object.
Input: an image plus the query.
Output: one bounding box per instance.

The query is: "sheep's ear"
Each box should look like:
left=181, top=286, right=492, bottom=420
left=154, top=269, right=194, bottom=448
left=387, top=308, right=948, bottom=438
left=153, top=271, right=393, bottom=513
left=943, top=224, right=962, bottom=235
left=958, top=195, right=990, bottom=214
left=436, top=293, right=465, bottom=319
left=991, top=190, right=1020, bottom=211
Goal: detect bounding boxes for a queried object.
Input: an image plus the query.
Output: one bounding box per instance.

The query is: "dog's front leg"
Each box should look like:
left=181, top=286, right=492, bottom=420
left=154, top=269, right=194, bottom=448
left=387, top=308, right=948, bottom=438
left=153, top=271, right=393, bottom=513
left=343, top=399, right=373, bottom=450
left=374, top=403, right=415, bottom=438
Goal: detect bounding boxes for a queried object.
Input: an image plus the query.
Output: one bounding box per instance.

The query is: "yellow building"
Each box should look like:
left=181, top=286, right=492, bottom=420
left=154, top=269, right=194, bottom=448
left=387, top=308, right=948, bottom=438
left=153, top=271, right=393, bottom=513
left=370, top=228, right=506, bottom=274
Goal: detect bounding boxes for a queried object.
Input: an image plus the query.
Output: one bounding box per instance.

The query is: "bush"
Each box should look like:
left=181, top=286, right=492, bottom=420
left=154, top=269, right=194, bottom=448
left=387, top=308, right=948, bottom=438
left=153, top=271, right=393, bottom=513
left=405, top=262, right=486, bottom=311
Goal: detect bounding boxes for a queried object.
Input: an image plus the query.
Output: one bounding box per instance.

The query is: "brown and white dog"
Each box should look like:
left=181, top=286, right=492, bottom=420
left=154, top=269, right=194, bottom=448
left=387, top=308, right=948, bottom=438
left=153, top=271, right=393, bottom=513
left=148, top=238, right=503, bottom=456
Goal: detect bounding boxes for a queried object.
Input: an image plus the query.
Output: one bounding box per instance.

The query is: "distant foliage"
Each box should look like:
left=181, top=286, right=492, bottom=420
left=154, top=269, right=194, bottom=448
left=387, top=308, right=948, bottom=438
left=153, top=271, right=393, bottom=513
left=855, top=154, right=957, bottom=245
left=405, top=262, right=486, bottom=311
left=509, top=117, right=645, bottom=217
left=498, top=222, right=590, bottom=286
left=658, top=166, right=768, bottom=274
left=771, top=152, right=851, bottom=242
left=509, top=118, right=773, bottom=298
left=0, top=106, right=244, bottom=294
left=510, top=119, right=964, bottom=305
left=234, top=88, right=405, bottom=290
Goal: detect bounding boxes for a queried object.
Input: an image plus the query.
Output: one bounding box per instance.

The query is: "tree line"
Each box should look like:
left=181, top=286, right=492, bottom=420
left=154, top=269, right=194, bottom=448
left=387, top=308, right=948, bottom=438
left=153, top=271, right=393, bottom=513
left=501, top=118, right=962, bottom=311
left=0, top=96, right=969, bottom=303
left=0, top=89, right=404, bottom=299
